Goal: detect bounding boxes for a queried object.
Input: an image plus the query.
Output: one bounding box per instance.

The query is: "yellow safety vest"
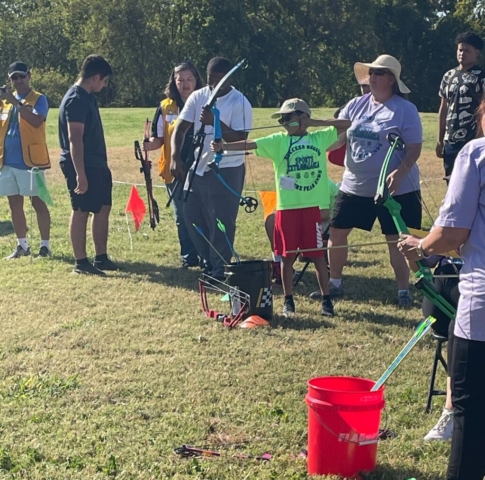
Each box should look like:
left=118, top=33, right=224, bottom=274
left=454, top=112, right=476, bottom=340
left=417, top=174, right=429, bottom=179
left=157, top=98, right=179, bottom=184
left=0, top=89, right=51, bottom=169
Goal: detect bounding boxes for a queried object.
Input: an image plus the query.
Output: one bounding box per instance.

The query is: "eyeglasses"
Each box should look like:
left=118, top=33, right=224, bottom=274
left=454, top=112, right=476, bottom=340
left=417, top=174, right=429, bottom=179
left=10, top=74, right=27, bottom=81
left=369, top=68, right=392, bottom=77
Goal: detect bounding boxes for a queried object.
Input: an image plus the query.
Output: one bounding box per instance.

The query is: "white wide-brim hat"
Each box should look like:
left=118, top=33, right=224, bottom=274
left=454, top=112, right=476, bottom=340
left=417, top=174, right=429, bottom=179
left=354, top=54, right=410, bottom=94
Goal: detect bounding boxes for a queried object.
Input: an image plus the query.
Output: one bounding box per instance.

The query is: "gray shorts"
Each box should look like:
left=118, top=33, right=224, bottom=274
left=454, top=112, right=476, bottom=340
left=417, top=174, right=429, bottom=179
left=0, top=165, right=46, bottom=196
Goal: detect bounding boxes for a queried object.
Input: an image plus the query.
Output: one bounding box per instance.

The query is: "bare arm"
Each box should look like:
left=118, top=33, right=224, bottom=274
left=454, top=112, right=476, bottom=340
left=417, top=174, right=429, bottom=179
left=420, top=226, right=469, bottom=256
left=67, top=122, right=88, bottom=194
left=398, top=227, right=470, bottom=271
left=436, top=97, right=447, bottom=158
left=387, top=142, right=422, bottom=194
left=18, top=104, right=45, bottom=128
left=1, top=87, right=44, bottom=128
left=300, top=117, right=351, bottom=135
left=170, top=119, right=192, bottom=180
left=199, top=109, right=249, bottom=142
left=143, top=136, right=163, bottom=152
left=213, top=139, right=257, bottom=151
left=327, top=132, right=347, bottom=151
left=220, top=121, right=249, bottom=142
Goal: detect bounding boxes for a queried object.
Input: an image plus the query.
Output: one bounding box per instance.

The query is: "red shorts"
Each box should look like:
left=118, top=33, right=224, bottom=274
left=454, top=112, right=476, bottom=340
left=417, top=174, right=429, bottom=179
left=274, top=207, right=324, bottom=258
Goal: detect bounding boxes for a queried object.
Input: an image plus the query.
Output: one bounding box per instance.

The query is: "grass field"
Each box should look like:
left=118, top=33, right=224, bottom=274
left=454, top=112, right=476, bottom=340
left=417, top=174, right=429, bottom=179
left=0, top=108, right=451, bottom=479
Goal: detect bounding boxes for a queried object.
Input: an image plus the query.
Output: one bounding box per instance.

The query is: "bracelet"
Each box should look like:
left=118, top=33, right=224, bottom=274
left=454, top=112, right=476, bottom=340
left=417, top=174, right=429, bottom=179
left=416, top=238, right=429, bottom=258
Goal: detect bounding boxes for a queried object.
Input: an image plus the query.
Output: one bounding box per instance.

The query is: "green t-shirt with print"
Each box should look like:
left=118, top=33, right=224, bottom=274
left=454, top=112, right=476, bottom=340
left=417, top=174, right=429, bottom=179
left=255, top=128, right=337, bottom=210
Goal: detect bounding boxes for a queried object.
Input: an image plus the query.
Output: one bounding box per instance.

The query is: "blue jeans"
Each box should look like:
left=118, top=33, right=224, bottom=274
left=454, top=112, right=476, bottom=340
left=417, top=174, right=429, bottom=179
left=166, top=181, right=199, bottom=265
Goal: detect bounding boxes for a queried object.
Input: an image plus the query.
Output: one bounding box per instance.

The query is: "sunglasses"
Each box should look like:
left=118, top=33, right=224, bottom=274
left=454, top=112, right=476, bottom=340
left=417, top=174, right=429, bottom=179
left=278, top=112, right=302, bottom=125
left=10, top=74, right=27, bottom=81
left=369, top=68, right=392, bottom=77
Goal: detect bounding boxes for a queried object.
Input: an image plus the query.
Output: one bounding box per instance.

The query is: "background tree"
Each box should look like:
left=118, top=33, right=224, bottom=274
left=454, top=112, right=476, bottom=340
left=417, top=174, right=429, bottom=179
left=0, top=0, right=483, bottom=111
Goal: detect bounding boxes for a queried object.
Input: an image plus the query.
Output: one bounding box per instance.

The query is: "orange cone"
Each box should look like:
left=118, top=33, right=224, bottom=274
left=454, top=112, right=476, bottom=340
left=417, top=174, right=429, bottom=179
left=239, top=315, right=270, bottom=329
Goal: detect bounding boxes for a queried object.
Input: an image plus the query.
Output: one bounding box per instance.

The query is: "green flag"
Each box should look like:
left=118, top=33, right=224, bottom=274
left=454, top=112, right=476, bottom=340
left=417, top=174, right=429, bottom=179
left=33, top=169, right=54, bottom=206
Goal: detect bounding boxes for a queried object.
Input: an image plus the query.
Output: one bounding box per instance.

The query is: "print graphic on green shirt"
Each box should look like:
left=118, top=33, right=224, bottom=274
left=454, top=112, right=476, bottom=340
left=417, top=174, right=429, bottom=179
left=255, top=128, right=337, bottom=210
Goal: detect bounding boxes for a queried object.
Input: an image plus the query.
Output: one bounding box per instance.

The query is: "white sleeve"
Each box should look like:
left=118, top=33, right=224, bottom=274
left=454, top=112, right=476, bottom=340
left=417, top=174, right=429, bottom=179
left=229, top=95, right=252, bottom=132
left=178, top=91, right=198, bottom=124
left=156, top=114, right=164, bottom=138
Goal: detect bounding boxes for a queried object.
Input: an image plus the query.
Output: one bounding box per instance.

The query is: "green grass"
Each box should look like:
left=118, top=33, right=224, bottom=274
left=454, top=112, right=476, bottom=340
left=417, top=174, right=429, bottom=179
left=0, top=109, right=450, bottom=479
left=46, top=108, right=439, bottom=153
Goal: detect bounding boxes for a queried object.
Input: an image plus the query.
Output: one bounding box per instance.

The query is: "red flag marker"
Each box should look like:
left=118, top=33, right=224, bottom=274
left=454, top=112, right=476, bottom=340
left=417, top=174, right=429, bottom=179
left=125, top=185, right=146, bottom=231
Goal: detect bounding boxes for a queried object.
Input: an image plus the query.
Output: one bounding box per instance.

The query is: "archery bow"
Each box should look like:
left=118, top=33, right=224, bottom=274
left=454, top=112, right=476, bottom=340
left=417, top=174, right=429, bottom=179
left=208, top=105, right=258, bottom=213
left=167, top=59, right=258, bottom=213
left=167, top=60, right=246, bottom=207
left=134, top=119, right=160, bottom=230
left=374, top=133, right=456, bottom=320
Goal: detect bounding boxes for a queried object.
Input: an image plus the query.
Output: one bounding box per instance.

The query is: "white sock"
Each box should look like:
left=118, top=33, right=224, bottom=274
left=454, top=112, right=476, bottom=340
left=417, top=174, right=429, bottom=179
left=40, top=240, right=50, bottom=249
left=444, top=407, right=454, bottom=415
left=272, top=253, right=282, bottom=262
left=17, top=238, right=29, bottom=251
left=329, top=278, right=342, bottom=288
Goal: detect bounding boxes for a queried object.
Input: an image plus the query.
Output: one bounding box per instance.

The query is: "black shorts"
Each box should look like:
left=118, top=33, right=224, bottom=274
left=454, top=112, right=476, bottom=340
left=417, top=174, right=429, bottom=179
left=60, top=161, right=112, bottom=214
left=330, top=190, right=422, bottom=236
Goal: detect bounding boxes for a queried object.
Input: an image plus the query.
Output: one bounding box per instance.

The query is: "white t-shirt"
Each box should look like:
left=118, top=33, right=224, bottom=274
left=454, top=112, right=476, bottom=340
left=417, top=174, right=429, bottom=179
left=178, top=86, right=252, bottom=175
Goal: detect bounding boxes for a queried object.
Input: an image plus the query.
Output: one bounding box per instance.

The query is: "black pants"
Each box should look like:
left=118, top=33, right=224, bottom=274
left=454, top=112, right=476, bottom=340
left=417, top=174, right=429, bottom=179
left=447, top=336, right=485, bottom=480
left=443, top=142, right=467, bottom=180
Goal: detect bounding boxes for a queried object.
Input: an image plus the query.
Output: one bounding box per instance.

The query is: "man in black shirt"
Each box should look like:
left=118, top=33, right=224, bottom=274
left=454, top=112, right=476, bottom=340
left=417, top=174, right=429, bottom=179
left=437, top=32, right=485, bottom=181
left=58, top=54, right=119, bottom=275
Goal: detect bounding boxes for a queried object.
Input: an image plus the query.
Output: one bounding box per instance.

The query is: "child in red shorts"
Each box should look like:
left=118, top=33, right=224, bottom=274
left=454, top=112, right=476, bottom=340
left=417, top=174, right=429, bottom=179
left=211, top=98, right=350, bottom=317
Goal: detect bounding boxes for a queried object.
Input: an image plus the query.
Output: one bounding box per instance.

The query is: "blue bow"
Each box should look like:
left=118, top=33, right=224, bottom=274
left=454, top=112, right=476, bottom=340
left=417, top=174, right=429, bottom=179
left=208, top=105, right=258, bottom=213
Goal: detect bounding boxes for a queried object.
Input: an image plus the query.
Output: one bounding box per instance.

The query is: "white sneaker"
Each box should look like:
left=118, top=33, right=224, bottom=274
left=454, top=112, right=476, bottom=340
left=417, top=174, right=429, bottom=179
left=424, top=409, right=453, bottom=441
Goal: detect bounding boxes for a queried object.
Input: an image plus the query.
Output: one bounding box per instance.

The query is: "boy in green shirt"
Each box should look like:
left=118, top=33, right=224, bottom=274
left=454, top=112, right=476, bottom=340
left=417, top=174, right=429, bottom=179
left=211, top=98, right=349, bottom=317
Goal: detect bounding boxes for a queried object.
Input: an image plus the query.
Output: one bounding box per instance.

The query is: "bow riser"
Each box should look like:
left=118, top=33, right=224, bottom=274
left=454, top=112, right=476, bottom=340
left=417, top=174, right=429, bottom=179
left=376, top=134, right=456, bottom=319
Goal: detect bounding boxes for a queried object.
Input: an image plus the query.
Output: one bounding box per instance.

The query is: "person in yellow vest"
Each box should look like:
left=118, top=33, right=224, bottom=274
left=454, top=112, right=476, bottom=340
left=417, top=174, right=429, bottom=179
left=144, top=61, right=204, bottom=268
left=0, top=61, right=51, bottom=259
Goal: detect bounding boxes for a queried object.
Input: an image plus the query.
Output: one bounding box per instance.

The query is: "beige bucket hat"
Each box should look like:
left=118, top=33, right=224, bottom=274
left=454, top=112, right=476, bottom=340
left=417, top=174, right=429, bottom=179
left=271, top=98, right=311, bottom=118
left=354, top=54, right=410, bottom=94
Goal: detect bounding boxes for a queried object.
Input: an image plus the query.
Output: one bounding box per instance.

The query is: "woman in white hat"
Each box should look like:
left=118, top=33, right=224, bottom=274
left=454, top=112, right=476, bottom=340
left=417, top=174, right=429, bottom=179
left=326, top=54, right=423, bottom=308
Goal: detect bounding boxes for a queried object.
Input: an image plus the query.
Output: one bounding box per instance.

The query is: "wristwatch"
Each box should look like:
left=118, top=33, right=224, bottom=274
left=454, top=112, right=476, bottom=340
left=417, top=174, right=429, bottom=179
left=17, top=100, right=25, bottom=108
left=416, top=238, right=428, bottom=258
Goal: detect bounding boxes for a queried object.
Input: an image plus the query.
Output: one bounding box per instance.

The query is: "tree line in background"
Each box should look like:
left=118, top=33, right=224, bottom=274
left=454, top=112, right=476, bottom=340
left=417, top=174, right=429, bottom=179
left=0, top=0, right=484, bottom=111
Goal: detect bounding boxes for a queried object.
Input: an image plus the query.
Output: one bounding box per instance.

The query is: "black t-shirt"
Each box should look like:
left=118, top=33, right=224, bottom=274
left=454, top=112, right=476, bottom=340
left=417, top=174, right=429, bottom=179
left=439, top=65, right=485, bottom=145
left=58, top=85, right=108, bottom=168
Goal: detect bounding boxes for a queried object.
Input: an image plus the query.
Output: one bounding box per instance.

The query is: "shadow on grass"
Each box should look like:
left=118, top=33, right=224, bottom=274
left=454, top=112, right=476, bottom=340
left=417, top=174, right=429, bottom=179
left=49, top=256, right=202, bottom=291
left=293, top=273, right=420, bottom=328
left=270, top=314, right=335, bottom=331
left=364, top=464, right=444, bottom=480
left=0, top=220, right=14, bottom=237
left=296, top=273, right=396, bottom=300
left=105, top=260, right=202, bottom=291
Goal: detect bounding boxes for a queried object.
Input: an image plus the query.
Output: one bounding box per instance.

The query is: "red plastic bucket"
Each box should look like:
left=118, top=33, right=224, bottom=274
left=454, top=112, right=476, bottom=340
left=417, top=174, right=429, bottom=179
left=305, top=376, right=385, bottom=478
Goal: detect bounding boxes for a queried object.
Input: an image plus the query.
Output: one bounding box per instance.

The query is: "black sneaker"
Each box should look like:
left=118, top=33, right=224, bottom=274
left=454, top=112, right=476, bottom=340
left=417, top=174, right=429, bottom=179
left=321, top=297, right=335, bottom=317
left=283, top=298, right=296, bottom=317
left=36, top=246, right=52, bottom=258
left=182, top=260, right=200, bottom=268
left=5, top=245, right=30, bottom=259
left=93, top=258, right=121, bottom=271
left=73, top=263, right=106, bottom=276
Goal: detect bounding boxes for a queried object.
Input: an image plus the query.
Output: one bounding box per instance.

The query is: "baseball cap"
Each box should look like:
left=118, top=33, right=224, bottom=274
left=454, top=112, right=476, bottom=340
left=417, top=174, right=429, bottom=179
left=271, top=98, right=311, bottom=119
left=8, top=62, right=30, bottom=77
